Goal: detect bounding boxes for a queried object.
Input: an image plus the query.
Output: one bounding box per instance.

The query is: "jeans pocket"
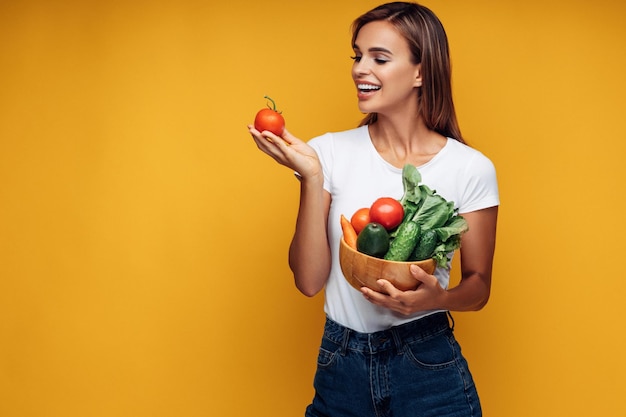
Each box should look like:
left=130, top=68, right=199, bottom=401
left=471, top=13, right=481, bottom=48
left=403, top=331, right=456, bottom=370
left=316, top=337, right=342, bottom=369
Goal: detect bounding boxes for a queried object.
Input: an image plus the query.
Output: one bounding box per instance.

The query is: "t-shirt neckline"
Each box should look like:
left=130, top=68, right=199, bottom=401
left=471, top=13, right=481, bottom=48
left=363, top=125, right=451, bottom=171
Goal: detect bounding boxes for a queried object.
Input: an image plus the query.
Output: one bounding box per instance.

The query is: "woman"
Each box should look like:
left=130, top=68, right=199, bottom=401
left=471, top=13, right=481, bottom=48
left=248, top=2, right=498, bottom=416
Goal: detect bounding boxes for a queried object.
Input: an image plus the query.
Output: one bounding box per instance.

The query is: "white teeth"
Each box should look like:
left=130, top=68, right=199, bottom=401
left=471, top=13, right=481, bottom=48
left=358, top=84, right=381, bottom=91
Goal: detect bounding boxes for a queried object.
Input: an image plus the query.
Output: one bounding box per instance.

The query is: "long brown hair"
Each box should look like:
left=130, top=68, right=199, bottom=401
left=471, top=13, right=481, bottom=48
left=352, top=2, right=464, bottom=143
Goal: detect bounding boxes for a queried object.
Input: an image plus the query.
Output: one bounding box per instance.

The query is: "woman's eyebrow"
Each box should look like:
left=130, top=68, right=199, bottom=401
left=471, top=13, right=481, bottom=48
left=368, top=47, right=392, bottom=54
left=352, top=44, right=392, bottom=54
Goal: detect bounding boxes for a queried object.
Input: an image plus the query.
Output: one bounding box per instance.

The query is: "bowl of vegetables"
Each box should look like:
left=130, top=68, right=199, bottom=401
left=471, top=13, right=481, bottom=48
left=339, top=237, right=436, bottom=291
left=338, top=164, right=469, bottom=293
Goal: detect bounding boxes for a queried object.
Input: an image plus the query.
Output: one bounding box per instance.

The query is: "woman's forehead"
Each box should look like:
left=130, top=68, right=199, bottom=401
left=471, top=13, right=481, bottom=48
left=354, top=21, right=410, bottom=54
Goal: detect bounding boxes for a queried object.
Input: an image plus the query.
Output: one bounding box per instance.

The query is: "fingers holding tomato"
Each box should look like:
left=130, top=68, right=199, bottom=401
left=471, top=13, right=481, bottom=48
left=248, top=96, right=324, bottom=179
left=254, top=95, right=285, bottom=136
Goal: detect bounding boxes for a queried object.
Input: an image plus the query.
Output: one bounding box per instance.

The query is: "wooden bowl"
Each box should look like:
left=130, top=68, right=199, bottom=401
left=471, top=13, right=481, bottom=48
left=339, top=238, right=436, bottom=292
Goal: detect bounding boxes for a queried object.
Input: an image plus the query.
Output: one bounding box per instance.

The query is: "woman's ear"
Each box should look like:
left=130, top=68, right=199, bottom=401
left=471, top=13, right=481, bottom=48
left=414, top=64, right=423, bottom=87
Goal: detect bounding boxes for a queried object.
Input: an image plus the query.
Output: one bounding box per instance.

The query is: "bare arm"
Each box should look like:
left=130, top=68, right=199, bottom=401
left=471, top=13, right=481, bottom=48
left=444, top=206, right=498, bottom=310
left=288, top=180, right=332, bottom=296
left=361, top=206, right=498, bottom=315
left=248, top=126, right=332, bottom=297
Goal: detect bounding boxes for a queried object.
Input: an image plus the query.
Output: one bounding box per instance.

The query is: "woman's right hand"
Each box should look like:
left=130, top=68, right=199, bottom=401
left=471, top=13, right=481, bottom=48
left=247, top=125, right=322, bottom=181
left=248, top=125, right=331, bottom=296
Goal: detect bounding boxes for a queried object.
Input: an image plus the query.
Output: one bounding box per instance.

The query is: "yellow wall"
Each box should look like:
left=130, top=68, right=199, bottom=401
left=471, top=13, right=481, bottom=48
left=1, top=0, right=625, bottom=416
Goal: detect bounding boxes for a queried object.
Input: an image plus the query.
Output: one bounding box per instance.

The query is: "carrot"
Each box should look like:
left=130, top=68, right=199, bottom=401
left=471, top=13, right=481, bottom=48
left=340, top=214, right=358, bottom=249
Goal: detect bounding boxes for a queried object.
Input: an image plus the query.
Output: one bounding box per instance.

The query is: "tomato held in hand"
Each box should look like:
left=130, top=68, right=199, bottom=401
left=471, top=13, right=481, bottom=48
left=254, top=95, right=285, bottom=136
left=369, top=197, right=404, bottom=231
left=350, top=207, right=370, bottom=235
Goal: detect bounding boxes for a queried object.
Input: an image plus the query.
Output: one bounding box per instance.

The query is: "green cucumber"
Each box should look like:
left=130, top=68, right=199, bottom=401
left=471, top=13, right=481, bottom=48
left=411, top=229, right=438, bottom=261
left=384, top=221, right=420, bottom=262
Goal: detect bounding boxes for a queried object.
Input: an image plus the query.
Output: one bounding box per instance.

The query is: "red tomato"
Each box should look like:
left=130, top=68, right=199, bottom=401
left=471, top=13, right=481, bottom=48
left=369, top=197, right=404, bottom=230
left=254, top=96, right=285, bottom=136
left=350, top=207, right=370, bottom=234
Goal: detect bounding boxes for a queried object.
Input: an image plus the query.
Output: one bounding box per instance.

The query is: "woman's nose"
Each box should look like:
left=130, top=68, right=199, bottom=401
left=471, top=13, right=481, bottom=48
left=353, top=59, right=371, bottom=76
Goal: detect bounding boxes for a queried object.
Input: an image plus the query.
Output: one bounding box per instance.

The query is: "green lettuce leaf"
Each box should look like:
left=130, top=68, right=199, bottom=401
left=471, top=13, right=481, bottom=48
left=432, top=234, right=462, bottom=267
left=393, top=165, right=469, bottom=267
left=411, top=185, right=454, bottom=230
left=399, top=164, right=422, bottom=206
left=435, top=215, right=469, bottom=242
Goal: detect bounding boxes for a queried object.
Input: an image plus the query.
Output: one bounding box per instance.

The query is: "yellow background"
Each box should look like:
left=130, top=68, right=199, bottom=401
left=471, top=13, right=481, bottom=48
left=1, top=0, right=625, bottom=416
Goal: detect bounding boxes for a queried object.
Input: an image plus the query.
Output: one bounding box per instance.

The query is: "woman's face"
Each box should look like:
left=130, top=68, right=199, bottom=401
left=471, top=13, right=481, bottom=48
left=351, top=20, right=422, bottom=117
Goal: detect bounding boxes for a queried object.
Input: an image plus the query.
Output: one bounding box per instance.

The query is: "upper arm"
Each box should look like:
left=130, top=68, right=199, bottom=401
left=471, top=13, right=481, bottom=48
left=458, top=206, right=499, bottom=285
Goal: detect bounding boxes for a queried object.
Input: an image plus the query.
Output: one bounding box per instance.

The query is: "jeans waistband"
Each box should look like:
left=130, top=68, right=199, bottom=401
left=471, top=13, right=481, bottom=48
left=323, top=312, right=451, bottom=354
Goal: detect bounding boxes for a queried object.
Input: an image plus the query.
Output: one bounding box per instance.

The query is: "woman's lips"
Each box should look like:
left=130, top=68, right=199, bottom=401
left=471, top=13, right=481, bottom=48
left=356, top=83, right=381, bottom=99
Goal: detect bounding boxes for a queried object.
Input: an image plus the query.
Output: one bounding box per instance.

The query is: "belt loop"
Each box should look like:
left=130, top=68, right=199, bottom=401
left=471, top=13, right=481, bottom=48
left=340, top=327, right=350, bottom=355
left=446, top=311, right=455, bottom=330
left=391, top=328, right=404, bottom=354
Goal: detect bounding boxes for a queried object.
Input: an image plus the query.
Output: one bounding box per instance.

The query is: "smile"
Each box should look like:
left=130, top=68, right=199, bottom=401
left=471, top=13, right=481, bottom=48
left=357, top=83, right=381, bottom=92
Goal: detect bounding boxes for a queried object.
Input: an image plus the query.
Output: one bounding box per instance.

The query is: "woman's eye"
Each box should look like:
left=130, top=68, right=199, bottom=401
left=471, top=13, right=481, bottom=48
left=350, top=55, right=388, bottom=64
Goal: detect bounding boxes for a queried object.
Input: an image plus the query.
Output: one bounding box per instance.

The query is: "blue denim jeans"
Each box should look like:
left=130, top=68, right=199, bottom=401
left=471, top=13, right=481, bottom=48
left=305, top=312, right=482, bottom=417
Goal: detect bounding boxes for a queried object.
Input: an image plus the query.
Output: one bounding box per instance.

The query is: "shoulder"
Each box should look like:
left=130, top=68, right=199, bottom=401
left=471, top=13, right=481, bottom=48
left=308, top=126, right=370, bottom=164
left=448, top=140, right=499, bottom=211
left=308, top=126, right=368, bottom=148
left=444, top=139, right=497, bottom=175
left=423, top=139, right=499, bottom=212
left=446, top=138, right=492, bottom=160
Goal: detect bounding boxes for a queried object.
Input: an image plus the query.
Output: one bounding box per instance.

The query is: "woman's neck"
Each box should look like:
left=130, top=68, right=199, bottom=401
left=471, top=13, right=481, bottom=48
left=367, top=115, right=447, bottom=168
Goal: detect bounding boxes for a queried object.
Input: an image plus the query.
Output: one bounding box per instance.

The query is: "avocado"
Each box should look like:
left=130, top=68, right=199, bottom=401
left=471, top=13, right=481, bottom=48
left=356, top=222, right=390, bottom=259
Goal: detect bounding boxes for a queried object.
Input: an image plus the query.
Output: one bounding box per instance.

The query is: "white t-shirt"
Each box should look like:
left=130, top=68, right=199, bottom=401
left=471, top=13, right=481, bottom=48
left=308, top=125, right=500, bottom=333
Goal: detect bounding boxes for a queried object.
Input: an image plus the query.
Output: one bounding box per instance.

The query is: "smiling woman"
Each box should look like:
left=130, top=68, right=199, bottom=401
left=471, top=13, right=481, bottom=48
left=248, top=2, right=499, bottom=416
left=352, top=21, right=422, bottom=117
left=2, top=0, right=626, bottom=416
left=351, top=5, right=461, bottom=145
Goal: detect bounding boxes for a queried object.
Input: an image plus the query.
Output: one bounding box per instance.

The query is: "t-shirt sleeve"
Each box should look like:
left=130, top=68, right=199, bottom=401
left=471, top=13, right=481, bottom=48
left=459, top=152, right=500, bottom=213
left=307, top=133, right=334, bottom=194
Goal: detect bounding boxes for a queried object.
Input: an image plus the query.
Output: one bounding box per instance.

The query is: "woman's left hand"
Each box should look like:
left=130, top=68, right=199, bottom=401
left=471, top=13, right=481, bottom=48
left=360, top=265, right=446, bottom=315
left=360, top=206, right=498, bottom=315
